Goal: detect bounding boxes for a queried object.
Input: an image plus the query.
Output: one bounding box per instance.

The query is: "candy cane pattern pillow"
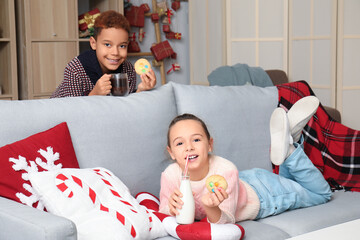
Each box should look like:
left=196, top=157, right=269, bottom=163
left=28, top=167, right=167, bottom=240
left=0, top=122, right=79, bottom=210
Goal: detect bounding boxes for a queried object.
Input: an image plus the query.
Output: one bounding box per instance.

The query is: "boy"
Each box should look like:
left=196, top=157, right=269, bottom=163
left=51, top=10, right=156, bottom=98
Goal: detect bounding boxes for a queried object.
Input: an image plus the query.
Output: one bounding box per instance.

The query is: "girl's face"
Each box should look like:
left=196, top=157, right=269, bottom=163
left=167, top=119, right=213, bottom=181
left=90, top=27, right=129, bottom=73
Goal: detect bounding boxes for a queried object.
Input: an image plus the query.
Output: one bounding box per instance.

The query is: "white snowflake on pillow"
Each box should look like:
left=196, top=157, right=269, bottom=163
left=9, top=146, right=62, bottom=210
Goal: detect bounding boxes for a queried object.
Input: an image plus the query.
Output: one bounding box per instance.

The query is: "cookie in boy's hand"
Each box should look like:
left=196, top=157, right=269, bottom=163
left=134, top=58, right=152, bottom=75
left=206, top=175, right=228, bottom=193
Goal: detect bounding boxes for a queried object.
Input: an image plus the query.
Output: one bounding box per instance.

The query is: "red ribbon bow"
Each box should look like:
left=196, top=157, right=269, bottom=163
left=129, top=33, right=136, bottom=41
left=166, top=9, right=173, bottom=24
left=167, top=63, right=180, bottom=74
left=175, top=33, right=182, bottom=40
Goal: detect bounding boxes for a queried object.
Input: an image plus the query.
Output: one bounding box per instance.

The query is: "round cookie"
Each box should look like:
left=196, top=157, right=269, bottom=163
left=206, top=175, right=228, bottom=193
left=134, top=58, right=152, bottom=75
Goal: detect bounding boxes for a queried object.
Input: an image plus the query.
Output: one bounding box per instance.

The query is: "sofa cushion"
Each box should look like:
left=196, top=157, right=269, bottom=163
left=0, top=83, right=177, bottom=197
left=171, top=82, right=278, bottom=171
left=29, top=167, right=168, bottom=239
left=0, top=122, right=79, bottom=210
left=258, top=191, right=360, bottom=237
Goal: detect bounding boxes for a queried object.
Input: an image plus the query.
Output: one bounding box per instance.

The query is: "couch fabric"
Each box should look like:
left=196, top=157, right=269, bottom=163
left=0, top=82, right=359, bottom=240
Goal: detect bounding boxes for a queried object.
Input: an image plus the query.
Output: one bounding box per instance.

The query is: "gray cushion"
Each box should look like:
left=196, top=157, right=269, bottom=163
left=258, top=191, right=360, bottom=237
left=0, top=196, right=76, bottom=240
left=239, top=220, right=290, bottom=240
left=171, top=82, right=278, bottom=172
left=0, top=83, right=177, bottom=197
left=208, top=63, right=274, bottom=87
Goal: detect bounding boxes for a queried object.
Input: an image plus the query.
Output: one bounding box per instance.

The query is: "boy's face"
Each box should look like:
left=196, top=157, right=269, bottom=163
left=167, top=120, right=213, bottom=180
left=90, top=28, right=129, bottom=73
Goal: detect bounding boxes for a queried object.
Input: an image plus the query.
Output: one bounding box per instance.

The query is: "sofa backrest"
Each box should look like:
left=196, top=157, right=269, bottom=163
left=0, top=84, right=177, bottom=197
left=171, top=82, right=278, bottom=172
left=0, top=82, right=278, bottom=197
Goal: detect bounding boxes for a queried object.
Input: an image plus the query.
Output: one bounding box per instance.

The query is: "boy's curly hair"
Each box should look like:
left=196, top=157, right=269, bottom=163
left=93, top=10, right=131, bottom=39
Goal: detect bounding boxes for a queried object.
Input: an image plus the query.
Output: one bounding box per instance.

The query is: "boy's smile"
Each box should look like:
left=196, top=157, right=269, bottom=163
left=90, top=27, right=129, bottom=73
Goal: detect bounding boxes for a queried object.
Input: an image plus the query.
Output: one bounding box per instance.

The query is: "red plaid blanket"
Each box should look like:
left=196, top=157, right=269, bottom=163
left=275, top=81, right=360, bottom=192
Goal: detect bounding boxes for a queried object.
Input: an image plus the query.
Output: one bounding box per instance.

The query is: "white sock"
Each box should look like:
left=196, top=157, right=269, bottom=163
left=287, top=96, right=319, bottom=142
left=270, top=108, right=290, bottom=166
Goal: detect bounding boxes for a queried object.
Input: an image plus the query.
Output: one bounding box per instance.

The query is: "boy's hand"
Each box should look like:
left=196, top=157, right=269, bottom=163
left=89, top=74, right=112, bottom=96
left=137, top=69, right=156, bottom=92
left=168, top=189, right=183, bottom=216
left=201, top=187, right=228, bottom=208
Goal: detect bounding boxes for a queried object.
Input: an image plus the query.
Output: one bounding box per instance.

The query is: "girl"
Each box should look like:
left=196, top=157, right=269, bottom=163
left=159, top=96, right=332, bottom=224
left=51, top=10, right=156, bottom=98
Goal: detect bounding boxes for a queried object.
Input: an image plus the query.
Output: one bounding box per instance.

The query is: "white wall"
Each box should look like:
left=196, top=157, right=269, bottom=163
left=190, top=0, right=360, bottom=129
left=189, top=0, right=226, bottom=85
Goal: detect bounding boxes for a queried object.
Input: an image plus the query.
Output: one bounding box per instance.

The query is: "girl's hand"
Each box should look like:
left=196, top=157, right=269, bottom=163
left=137, top=69, right=156, bottom=92
left=89, top=74, right=112, bottom=96
left=201, top=187, right=228, bottom=208
left=168, top=189, right=183, bottom=216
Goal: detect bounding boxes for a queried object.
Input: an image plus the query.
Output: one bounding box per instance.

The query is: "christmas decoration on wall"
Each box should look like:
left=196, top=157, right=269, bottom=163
left=150, top=40, right=175, bottom=61
left=78, top=8, right=101, bottom=38
left=166, top=63, right=180, bottom=74
left=171, top=0, right=181, bottom=11
left=128, top=33, right=141, bottom=53
left=125, top=5, right=146, bottom=51
left=125, top=0, right=186, bottom=83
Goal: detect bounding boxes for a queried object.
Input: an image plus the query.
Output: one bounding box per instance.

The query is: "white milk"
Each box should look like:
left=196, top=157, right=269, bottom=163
left=176, top=174, right=195, bottom=224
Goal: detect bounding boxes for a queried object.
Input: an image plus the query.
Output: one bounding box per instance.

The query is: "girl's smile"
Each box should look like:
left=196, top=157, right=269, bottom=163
left=187, top=154, right=199, bottom=162
left=167, top=119, right=213, bottom=181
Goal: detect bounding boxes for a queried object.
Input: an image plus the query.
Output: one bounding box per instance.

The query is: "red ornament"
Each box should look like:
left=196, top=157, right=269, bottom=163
left=150, top=40, right=175, bottom=61
left=78, top=8, right=101, bottom=31
left=165, top=31, right=175, bottom=39
left=128, top=33, right=140, bottom=53
left=125, top=6, right=145, bottom=27
left=140, top=3, right=150, bottom=13
left=162, top=25, right=170, bottom=33
left=128, top=41, right=140, bottom=52
left=129, top=33, right=136, bottom=42
left=171, top=1, right=180, bottom=11
left=166, top=9, right=173, bottom=24
left=167, top=63, right=181, bottom=74
left=175, top=32, right=182, bottom=40
left=151, top=13, right=159, bottom=22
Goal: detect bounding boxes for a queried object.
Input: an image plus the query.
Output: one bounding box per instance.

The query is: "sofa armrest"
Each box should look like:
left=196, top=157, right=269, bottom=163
left=0, top=197, right=77, bottom=240
left=266, top=69, right=342, bottom=123
left=324, top=106, right=341, bottom=123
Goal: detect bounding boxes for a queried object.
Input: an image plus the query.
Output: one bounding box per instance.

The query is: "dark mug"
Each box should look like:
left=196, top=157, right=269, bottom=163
left=110, top=73, right=129, bottom=96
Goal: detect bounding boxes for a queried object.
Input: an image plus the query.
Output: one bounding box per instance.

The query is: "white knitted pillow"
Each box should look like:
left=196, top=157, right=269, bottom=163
left=29, top=167, right=165, bottom=240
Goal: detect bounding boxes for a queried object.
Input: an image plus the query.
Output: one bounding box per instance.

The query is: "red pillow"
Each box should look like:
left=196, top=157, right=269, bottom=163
left=0, top=122, right=79, bottom=210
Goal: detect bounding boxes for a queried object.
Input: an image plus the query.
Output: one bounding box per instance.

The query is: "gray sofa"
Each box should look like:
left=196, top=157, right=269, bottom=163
left=0, top=82, right=359, bottom=240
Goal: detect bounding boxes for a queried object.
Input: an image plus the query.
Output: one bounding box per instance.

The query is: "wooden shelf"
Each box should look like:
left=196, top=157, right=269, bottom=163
left=16, top=0, right=124, bottom=99
left=0, top=0, right=18, bottom=100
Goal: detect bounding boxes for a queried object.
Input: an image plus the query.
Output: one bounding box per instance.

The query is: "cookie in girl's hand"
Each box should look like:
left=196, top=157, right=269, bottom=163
left=206, top=175, right=228, bottom=193
left=134, top=58, right=152, bottom=75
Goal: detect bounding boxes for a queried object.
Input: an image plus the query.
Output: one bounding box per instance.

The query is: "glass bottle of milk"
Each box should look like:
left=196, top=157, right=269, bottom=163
left=176, top=172, right=195, bottom=224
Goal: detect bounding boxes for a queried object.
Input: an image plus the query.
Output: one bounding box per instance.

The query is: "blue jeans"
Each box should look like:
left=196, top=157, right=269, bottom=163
left=239, top=137, right=332, bottom=219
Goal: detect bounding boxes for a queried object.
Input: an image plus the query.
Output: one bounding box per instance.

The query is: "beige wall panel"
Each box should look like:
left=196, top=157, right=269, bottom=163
left=30, top=0, right=77, bottom=39
left=0, top=43, right=11, bottom=94
left=342, top=90, right=360, bottom=130
left=31, top=42, right=77, bottom=94
left=0, top=1, right=10, bottom=38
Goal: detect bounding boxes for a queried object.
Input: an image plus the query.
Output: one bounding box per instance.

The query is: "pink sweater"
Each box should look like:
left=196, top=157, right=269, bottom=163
left=159, top=155, right=260, bottom=224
